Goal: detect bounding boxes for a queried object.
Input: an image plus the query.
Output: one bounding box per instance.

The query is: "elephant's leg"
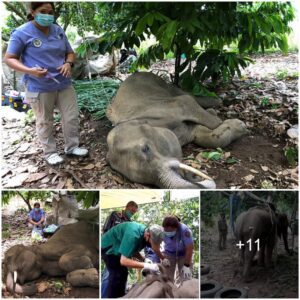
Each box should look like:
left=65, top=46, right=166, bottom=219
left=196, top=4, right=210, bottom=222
left=243, top=247, right=257, bottom=282
left=192, top=119, right=248, bottom=148
left=218, top=233, right=222, bottom=250
left=239, top=246, right=245, bottom=266
left=66, top=268, right=99, bottom=287
left=265, top=243, right=274, bottom=268
left=258, top=240, right=266, bottom=266
left=58, top=248, right=94, bottom=273
left=43, top=260, right=66, bottom=276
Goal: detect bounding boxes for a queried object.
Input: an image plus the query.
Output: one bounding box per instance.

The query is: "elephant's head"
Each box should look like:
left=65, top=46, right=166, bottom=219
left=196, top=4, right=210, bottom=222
left=276, top=213, right=292, bottom=254
left=107, top=121, right=215, bottom=189
left=4, top=245, right=42, bottom=295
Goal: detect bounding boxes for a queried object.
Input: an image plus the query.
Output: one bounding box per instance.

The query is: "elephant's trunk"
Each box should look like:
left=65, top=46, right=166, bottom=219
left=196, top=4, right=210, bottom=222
left=158, top=160, right=216, bottom=189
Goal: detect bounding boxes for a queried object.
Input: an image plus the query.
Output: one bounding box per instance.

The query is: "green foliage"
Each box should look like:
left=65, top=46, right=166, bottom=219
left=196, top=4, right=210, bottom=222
left=284, top=147, right=298, bottom=166
left=2, top=191, right=51, bottom=211
left=260, top=96, right=270, bottom=107
left=73, top=79, right=120, bottom=120
left=201, top=148, right=223, bottom=161
left=74, top=191, right=99, bottom=208
left=3, top=2, right=295, bottom=91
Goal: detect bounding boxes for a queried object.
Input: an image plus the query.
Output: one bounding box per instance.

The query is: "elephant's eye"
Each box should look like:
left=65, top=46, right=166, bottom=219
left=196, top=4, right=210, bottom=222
left=141, top=144, right=150, bottom=154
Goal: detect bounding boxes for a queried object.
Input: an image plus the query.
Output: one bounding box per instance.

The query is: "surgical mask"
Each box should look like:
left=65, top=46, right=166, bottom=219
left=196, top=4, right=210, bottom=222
left=34, top=208, right=40, bottom=212
left=125, top=210, right=133, bottom=219
left=35, top=13, right=54, bottom=27
left=165, top=231, right=177, bottom=238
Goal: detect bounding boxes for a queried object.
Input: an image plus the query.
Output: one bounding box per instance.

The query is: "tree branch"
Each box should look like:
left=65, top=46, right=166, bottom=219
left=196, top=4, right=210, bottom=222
left=4, top=2, right=27, bottom=22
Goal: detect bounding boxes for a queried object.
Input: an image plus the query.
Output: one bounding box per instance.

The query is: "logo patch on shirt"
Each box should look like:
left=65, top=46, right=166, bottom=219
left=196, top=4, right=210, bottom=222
left=184, top=230, right=191, bottom=238
left=33, top=38, right=42, bottom=48
left=57, top=33, right=64, bottom=40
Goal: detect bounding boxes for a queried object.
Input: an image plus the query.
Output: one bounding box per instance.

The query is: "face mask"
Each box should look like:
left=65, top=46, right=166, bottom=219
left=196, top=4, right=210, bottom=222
left=165, top=231, right=177, bottom=238
left=35, top=13, right=54, bottom=27
left=34, top=208, right=40, bottom=212
left=125, top=211, right=133, bottom=219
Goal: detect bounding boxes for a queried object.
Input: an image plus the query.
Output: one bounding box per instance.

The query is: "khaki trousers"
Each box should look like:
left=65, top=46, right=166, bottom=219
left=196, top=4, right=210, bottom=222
left=26, top=85, right=79, bottom=157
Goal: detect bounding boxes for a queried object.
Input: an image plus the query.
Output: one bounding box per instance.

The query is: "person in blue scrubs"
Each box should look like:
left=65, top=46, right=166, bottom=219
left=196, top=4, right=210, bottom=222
left=162, top=215, right=194, bottom=283
left=4, top=2, right=88, bottom=165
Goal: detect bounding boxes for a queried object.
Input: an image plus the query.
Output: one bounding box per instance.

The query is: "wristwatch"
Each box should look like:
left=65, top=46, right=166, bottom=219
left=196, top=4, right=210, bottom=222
left=65, top=61, right=74, bottom=68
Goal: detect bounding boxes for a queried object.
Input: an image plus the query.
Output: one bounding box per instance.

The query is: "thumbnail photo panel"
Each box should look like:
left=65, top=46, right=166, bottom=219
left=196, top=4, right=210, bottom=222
left=100, top=189, right=199, bottom=298
left=200, top=191, right=298, bottom=299
left=2, top=190, right=99, bottom=298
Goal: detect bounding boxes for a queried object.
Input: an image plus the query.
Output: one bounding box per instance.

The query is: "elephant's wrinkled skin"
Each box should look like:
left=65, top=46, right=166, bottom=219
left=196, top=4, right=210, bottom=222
left=3, top=222, right=99, bottom=296
left=235, top=207, right=291, bottom=282
left=107, top=72, right=248, bottom=188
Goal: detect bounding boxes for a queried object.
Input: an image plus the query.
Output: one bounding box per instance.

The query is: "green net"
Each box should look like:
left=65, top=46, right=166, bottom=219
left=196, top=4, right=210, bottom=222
left=73, top=79, right=120, bottom=120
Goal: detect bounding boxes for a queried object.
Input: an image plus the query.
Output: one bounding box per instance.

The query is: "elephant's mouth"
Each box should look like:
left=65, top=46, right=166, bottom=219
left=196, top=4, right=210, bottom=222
left=158, top=160, right=216, bottom=189
left=6, top=271, right=36, bottom=296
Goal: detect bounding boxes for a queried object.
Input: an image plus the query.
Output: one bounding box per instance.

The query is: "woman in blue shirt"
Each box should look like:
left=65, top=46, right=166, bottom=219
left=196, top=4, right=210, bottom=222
left=162, top=215, right=194, bottom=283
left=4, top=2, right=88, bottom=165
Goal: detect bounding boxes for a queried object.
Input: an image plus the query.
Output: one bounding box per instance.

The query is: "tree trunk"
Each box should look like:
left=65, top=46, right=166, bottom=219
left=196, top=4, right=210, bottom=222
left=16, top=191, right=32, bottom=211
left=174, top=43, right=181, bottom=87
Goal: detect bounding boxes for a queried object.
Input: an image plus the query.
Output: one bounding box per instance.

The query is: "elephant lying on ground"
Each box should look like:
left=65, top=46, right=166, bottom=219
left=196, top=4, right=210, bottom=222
left=3, top=221, right=99, bottom=296
left=106, top=72, right=248, bottom=189
left=235, top=206, right=291, bottom=282
left=122, top=265, right=199, bottom=298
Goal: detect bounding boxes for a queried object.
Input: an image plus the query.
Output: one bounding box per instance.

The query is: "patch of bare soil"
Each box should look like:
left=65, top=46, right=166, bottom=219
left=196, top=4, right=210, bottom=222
left=1, top=210, right=99, bottom=298
left=1, top=53, right=298, bottom=189
left=201, top=220, right=298, bottom=298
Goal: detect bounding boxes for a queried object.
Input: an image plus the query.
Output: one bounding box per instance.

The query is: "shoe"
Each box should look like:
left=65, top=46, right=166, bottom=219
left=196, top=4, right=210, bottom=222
left=45, top=153, right=64, bottom=165
left=67, top=147, right=88, bottom=157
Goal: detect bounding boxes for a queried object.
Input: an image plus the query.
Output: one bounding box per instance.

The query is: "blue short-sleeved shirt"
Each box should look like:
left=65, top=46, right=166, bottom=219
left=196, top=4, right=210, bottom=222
left=28, top=208, right=46, bottom=222
left=163, top=223, right=193, bottom=257
left=6, top=21, right=73, bottom=92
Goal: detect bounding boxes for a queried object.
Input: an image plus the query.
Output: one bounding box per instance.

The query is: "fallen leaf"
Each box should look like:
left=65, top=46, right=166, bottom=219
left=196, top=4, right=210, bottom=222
left=250, top=169, right=259, bottom=174
left=18, top=143, right=30, bottom=152
left=4, top=173, right=29, bottom=188
left=82, top=164, right=95, bottom=170
left=25, top=173, right=48, bottom=183
left=56, top=179, right=66, bottom=189
left=244, top=174, right=254, bottom=182
left=112, top=175, right=124, bottom=184
left=37, top=282, right=49, bottom=293
left=65, top=178, right=74, bottom=189
left=224, top=152, right=231, bottom=159
left=261, top=166, right=269, bottom=172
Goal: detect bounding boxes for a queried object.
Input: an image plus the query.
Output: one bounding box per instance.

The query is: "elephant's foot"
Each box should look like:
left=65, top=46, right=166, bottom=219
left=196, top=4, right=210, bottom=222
left=66, top=268, right=99, bottom=287
left=192, top=119, right=249, bottom=148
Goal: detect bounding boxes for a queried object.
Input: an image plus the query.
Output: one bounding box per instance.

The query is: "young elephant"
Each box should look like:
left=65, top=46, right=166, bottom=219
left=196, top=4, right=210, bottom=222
left=107, top=72, right=248, bottom=189
left=3, top=221, right=99, bottom=296
left=235, top=207, right=291, bottom=282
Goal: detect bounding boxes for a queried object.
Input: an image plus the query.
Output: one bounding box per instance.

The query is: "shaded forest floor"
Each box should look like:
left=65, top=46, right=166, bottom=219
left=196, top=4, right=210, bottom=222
left=1, top=52, right=298, bottom=189
left=201, top=217, right=298, bottom=298
left=1, top=208, right=99, bottom=298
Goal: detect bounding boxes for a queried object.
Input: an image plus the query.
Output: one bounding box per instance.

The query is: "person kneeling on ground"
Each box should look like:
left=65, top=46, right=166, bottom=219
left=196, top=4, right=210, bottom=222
left=101, top=222, right=166, bottom=298
left=28, top=202, right=46, bottom=228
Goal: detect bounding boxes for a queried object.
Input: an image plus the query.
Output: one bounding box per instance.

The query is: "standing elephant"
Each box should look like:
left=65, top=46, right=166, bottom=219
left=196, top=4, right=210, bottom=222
left=3, top=221, right=99, bottom=296
left=235, top=206, right=291, bottom=282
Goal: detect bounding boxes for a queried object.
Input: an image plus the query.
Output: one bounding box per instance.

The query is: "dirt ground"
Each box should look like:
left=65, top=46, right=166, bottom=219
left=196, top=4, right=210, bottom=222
left=1, top=209, right=99, bottom=298
left=201, top=218, right=298, bottom=298
left=1, top=53, right=298, bottom=189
